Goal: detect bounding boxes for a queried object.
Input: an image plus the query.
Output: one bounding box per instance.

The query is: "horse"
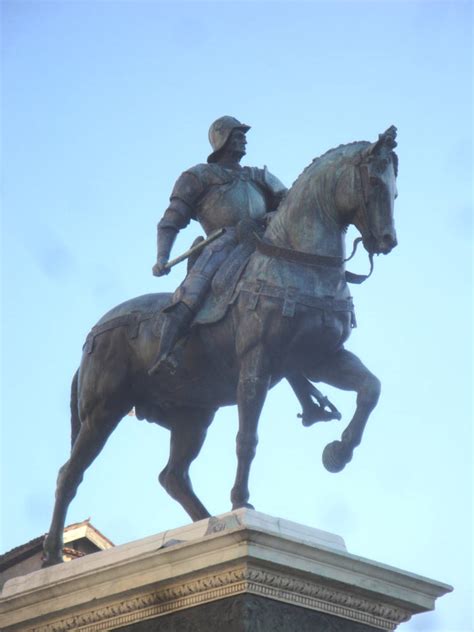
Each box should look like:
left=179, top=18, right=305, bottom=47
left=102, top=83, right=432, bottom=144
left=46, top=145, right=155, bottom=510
left=42, top=126, right=398, bottom=566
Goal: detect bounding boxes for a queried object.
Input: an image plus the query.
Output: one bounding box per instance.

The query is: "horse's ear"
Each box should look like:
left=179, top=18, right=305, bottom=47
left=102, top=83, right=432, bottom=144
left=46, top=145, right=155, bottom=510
left=371, top=126, right=398, bottom=155
left=381, top=125, right=397, bottom=148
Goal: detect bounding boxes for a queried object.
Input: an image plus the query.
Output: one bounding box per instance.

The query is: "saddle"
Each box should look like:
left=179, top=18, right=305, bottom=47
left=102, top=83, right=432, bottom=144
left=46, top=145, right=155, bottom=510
left=193, top=220, right=261, bottom=326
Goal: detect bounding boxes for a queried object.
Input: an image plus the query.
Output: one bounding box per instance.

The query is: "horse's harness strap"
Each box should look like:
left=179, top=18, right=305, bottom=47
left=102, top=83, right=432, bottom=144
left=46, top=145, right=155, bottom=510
left=255, top=234, right=373, bottom=284
left=255, top=234, right=343, bottom=268
left=239, top=279, right=354, bottom=321
left=83, top=311, right=154, bottom=354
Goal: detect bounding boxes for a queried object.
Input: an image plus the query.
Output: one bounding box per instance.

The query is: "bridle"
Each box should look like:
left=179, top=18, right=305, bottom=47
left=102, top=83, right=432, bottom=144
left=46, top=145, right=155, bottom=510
left=341, top=158, right=378, bottom=283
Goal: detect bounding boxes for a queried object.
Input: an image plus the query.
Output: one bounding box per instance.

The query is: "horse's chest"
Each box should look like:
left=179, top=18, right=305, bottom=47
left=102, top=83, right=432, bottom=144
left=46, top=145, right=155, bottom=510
left=239, top=279, right=353, bottom=324
left=281, top=306, right=350, bottom=356
left=236, top=280, right=353, bottom=365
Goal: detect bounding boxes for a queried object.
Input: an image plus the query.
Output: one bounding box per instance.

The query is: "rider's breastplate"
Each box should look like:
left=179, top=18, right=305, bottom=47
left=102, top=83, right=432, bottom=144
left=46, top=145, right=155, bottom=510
left=196, top=171, right=268, bottom=235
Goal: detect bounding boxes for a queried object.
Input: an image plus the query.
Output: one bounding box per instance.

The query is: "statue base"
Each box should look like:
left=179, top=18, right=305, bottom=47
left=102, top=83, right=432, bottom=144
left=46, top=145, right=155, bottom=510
left=0, top=510, right=451, bottom=631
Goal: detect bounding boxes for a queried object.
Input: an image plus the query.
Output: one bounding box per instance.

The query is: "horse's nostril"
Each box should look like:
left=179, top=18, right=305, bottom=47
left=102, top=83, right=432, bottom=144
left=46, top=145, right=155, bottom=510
left=383, top=234, right=396, bottom=248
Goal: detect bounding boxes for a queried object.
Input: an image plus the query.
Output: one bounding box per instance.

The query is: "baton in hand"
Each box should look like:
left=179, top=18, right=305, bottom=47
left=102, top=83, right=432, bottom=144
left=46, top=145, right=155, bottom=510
left=163, top=228, right=226, bottom=272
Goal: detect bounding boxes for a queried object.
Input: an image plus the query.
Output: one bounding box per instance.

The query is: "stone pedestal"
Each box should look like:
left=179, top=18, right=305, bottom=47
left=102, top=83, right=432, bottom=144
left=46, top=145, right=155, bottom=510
left=0, top=510, right=452, bottom=631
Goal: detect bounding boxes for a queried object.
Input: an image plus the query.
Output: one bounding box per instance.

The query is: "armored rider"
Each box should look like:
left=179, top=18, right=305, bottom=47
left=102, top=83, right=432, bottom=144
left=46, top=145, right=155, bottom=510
left=149, top=115, right=287, bottom=374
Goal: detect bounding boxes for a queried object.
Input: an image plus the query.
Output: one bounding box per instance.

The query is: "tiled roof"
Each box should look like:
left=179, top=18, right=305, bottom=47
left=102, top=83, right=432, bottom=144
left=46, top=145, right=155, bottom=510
left=0, top=520, right=114, bottom=571
left=0, top=536, right=45, bottom=571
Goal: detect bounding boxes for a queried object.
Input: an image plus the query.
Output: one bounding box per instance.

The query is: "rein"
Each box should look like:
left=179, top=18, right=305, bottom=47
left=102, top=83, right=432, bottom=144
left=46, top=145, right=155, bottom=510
left=255, top=236, right=342, bottom=268
left=343, top=237, right=374, bottom=284
left=255, top=234, right=374, bottom=285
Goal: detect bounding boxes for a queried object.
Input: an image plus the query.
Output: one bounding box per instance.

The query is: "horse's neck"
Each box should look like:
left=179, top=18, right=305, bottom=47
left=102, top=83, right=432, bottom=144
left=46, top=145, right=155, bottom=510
left=266, top=185, right=345, bottom=258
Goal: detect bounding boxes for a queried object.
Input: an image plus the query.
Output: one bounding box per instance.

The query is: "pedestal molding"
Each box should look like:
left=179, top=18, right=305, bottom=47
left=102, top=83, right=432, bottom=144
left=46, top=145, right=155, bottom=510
left=26, top=565, right=412, bottom=632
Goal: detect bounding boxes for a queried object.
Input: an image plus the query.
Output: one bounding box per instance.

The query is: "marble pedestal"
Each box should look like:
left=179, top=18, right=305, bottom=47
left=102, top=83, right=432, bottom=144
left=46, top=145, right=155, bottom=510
left=0, top=510, right=452, bottom=631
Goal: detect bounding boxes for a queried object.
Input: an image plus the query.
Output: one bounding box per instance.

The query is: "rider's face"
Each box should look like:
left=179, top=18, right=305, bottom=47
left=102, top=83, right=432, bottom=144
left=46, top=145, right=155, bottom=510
left=227, top=129, right=247, bottom=156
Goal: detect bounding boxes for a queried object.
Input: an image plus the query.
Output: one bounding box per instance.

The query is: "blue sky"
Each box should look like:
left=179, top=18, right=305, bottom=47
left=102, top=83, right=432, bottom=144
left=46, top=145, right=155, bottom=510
left=1, top=1, right=472, bottom=630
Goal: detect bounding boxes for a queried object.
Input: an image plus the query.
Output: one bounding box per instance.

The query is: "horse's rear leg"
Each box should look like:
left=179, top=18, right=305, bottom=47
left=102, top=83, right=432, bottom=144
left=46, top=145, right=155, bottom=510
left=316, top=349, right=381, bottom=473
left=159, top=407, right=215, bottom=522
left=42, top=406, right=124, bottom=566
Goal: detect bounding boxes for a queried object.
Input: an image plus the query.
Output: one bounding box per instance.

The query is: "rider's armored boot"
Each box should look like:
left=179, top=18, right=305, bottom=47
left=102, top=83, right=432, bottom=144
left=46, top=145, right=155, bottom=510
left=148, top=302, right=194, bottom=375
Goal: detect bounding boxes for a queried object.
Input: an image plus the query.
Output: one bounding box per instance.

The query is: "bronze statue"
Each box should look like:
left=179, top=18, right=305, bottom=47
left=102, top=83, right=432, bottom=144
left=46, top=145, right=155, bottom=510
left=42, top=122, right=398, bottom=566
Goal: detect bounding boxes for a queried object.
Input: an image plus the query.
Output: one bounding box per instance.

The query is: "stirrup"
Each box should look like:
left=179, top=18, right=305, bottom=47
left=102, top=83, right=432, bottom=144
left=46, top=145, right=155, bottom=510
left=148, top=352, right=179, bottom=376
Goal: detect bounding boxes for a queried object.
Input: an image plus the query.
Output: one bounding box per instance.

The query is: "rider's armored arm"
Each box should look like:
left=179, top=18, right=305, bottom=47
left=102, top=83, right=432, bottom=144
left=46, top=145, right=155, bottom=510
left=157, top=200, right=192, bottom=261
left=156, top=170, right=203, bottom=263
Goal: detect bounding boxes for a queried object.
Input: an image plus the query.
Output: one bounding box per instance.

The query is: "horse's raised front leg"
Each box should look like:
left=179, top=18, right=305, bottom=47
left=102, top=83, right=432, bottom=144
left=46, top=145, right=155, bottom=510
left=316, top=349, right=381, bottom=473
left=231, top=347, right=270, bottom=511
left=159, top=407, right=215, bottom=522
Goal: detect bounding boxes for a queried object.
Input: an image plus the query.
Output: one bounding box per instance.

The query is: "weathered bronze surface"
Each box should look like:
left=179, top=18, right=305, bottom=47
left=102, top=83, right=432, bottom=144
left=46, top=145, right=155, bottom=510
left=43, top=119, right=398, bottom=566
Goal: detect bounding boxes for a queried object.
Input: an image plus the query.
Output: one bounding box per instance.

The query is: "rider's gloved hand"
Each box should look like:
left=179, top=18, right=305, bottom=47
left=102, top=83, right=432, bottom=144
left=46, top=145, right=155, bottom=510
left=152, top=256, right=170, bottom=277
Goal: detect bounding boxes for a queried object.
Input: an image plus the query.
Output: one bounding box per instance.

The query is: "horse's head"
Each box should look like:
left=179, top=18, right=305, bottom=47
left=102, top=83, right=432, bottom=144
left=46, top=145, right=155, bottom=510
left=352, top=126, right=398, bottom=255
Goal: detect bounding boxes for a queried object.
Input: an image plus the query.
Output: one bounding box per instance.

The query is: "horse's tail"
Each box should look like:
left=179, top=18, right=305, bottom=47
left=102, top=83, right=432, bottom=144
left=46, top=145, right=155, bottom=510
left=70, top=369, right=81, bottom=449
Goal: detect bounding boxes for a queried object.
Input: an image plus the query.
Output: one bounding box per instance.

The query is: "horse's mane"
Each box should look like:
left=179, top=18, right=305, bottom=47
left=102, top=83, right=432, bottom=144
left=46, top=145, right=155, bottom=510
left=290, top=138, right=398, bottom=190
left=290, top=140, right=370, bottom=189
left=267, top=138, right=398, bottom=244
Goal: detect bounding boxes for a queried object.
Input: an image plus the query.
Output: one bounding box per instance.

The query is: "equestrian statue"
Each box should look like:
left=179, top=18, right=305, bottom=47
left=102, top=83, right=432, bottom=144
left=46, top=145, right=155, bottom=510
left=43, top=117, right=398, bottom=566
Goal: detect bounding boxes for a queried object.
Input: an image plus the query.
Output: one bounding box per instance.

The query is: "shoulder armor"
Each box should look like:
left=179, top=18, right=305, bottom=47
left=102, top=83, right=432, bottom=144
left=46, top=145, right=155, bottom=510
left=246, top=166, right=287, bottom=196
left=179, top=162, right=235, bottom=188
left=169, top=166, right=205, bottom=207
left=184, top=163, right=212, bottom=179
left=262, top=165, right=287, bottom=196
left=202, top=163, right=235, bottom=185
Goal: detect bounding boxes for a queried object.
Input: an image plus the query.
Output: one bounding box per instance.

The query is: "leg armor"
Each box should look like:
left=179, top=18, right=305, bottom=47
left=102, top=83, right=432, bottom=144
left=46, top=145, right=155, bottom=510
left=149, top=231, right=236, bottom=375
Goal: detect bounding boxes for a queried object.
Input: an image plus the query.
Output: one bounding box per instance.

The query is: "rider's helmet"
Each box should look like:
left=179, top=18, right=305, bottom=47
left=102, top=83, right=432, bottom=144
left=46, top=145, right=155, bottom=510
left=207, top=116, right=250, bottom=163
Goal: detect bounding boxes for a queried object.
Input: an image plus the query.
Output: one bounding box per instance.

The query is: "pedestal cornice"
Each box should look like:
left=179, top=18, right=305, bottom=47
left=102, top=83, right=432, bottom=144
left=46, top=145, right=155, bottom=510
left=0, top=510, right=452, bottom=632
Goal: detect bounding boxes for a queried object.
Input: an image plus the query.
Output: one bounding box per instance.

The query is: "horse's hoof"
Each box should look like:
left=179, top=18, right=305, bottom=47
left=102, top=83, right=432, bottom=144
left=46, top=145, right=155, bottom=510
left=232, top=502, right=255, bottom=511
left=322, top=441, right=352, bottom=473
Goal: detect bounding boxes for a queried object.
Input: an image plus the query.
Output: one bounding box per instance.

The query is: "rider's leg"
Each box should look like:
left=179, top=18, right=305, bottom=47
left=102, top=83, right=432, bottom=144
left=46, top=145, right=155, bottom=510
left=287, top=372, right=341, bottom=426
left=148, top=301, right=194, bottom=374
left=149, top=233, right=236, bottom=375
